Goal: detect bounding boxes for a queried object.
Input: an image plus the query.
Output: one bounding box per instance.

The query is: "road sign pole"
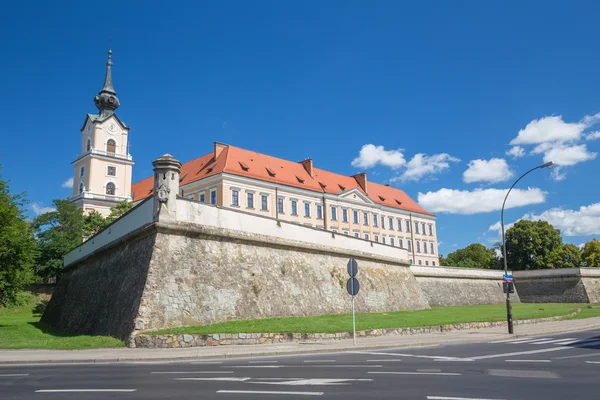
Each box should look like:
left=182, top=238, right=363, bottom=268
left=351, top=281, right=356, bottom=345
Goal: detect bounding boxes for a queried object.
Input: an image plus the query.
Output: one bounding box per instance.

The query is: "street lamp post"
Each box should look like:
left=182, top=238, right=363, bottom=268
left=501, top=161, right=554, bottom=334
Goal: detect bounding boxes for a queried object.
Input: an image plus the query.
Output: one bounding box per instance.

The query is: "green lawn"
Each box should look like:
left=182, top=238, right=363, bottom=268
left=149, top=303, right=588, bottom=336
left=565, top=304, right=600, bottom=320
left=0, top=293, right=124, bottom=350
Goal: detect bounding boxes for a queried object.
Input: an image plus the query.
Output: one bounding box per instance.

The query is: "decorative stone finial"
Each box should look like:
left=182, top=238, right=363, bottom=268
left=152, top=154, right=182, bottom=223
left=94, top=48, right=120, bottom=118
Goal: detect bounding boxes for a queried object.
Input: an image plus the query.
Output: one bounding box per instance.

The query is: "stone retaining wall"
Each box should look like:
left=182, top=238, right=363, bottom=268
left=134, top=310, right=579, bottom=348
left=411, top=265, right=520, bottom=306
left=514, top=268, right=600, bottom=303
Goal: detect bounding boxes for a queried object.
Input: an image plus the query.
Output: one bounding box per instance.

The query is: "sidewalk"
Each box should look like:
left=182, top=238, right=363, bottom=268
left=1, top=317, right=599, bottom=365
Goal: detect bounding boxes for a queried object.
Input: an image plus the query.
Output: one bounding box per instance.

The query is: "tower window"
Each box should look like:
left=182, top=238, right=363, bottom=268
left=86, top=139, right=91, bottom=152
left=106, top=182, right=116, bottom=195
left=106, top=139, right=116, bottom=153
left=80, top=166, right=84, bottom=177
left=107, top=166, right=116, bottom=176
left=79, top=183, right=84, bottom=194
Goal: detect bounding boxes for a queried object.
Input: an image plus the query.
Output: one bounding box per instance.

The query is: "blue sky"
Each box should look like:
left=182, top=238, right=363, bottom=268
left=1, top=1, right=599, bottom=254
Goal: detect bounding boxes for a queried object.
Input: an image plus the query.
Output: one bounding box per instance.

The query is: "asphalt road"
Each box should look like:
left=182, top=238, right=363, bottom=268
left=2, top=328, right=600, bottom=400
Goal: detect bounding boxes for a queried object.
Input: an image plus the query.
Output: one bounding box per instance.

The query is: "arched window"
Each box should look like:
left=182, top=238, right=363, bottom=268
left=106, top=139, right=116, bottom=153
left=86, top=139, right=91, bottom=152
left=79, top=183, right=84, bottom=194
left=106, top=182, right=116, bottom=195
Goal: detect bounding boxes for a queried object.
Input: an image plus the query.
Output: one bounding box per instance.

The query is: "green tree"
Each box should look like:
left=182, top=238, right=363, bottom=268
left=445, top=243, right=497, bottom=269
left=504, top=220, right=563, bottom=270
left=0, top=168, right=38, bottom=306
left=33, top=200, right=84, bottom=281
left=83, top=210, right=107, bottom=238
left=582, top=239, right=600, bottom=268
left=547, top=243, right=583, bottom=269
left=106, top=200, right=133, bottom=224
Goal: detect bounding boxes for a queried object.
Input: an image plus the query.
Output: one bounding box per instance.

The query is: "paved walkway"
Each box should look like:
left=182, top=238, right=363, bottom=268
left=1, top=317, right=600, bottom=365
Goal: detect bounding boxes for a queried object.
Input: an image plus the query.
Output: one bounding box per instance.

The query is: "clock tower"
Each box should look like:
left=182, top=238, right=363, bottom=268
left=70, top=49, right=135, bottom=217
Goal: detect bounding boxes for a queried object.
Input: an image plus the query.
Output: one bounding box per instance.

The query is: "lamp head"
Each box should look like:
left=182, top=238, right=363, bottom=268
left=541, top=161, right=554, bottom=169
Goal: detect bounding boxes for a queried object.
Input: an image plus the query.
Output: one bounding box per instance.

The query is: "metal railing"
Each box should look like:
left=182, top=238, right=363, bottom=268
left=71, top=191, right=131, bottom=202
left=74, top=148, right=133, bottom=162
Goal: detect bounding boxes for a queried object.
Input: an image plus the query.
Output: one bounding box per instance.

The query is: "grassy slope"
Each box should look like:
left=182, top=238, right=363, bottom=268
left=0, top=293, right=124, bottom=350
left=148, top=303, right=593, bottom=336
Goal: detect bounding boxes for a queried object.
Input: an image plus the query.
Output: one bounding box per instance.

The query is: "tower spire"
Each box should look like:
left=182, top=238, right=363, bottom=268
left=94, top=48, right=120, bottom=118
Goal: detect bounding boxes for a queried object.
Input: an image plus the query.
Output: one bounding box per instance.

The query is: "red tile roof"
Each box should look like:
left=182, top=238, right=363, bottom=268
left=131, top=144, right=433, bottom=216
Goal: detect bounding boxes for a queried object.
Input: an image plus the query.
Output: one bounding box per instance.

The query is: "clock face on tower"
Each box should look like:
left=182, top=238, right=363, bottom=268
left=107, top=123, right=117, bottom=133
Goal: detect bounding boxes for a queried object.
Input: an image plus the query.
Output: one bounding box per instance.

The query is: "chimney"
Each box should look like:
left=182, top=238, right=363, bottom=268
left=214, top=142, right=227, bottom=160
left=352, top=172, right=368, bottom=193
left=300, top=158, right=313, bottom=178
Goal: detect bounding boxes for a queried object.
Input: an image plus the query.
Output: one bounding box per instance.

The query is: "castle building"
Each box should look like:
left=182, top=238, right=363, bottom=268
left=69, top=49, right=134, bottom=217
left=72, top=50, right=439, bottom=265
left=131, top=143, right=440, bottom=266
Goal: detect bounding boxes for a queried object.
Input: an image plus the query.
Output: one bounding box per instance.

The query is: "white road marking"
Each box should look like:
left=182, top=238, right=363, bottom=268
left=229, top=366, right=281, bottom=368
left=467, top=346, right=571, bottom=360
left=298, top=365, right=382, bottom=368
left=249, top=361, right=278, bottom=364
left=488, top=337, right=547, bottom=344
left=190, top=361, right=223, bottom=364
left=585, top=361, right=600, bottom=364
left=303, top=360, right=336, bottom=363
left=505, top=359, right=551, bottom=363
left=151, top=371, right=234, bottom=374
left=354, top=351, right=462, bottom=360
left=435, top=359, right=475, bottom=362
left=427, top=397, right=506, bottom=400
left=251, top=378, right=373, bottom=386
left=531, top=338, right=576, bottom=345
left=35, top=389, right=137, bottom=393
left=369, top=371, right=461, bottom=376
left=217, top=390, right=323, bottom=396
left=0, top=374, right=29, bottom=377
left=366, top=359, right=403, bottom=362
left=175, top=377, right=251, bottom=382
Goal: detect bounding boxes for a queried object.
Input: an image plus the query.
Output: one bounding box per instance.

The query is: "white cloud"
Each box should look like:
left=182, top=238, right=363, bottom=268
left=522, top=202, right=600, bottom=236
left=587, top=131, right=600, bottom=141
left=395, top=153, right=460, bottom=182
left=61, top=177, right=74, bottom=188
left=542, top=143, right=597, bottom=166
left=463, top=158, right=513, bottom=183
left=488, top=220, right=515, bottom=234
left=31, top=203, right=56, bottom=216
left=506, top=146, right=526, bottom=158
left=418, top=187, right=546, bottom=215
left=351, top=144, right=406, bottom=169
left=550, top=167, right=567, bottom=181
left=510, top=115, right=588, bottom=145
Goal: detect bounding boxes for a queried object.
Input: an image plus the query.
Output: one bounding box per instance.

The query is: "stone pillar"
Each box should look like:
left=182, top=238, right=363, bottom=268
left=152, top=154, right=182, bottom=223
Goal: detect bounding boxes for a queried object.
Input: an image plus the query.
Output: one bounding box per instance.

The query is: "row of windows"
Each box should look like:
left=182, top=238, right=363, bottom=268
left=417, top=260, right=436, bottom=266
left=85, top=138, right=117, bottom=153
left=79, top=165, right=117, bottom=179
left=229, top=191, right=435, bottom=235
left=78, top=182, right=117, bottom=195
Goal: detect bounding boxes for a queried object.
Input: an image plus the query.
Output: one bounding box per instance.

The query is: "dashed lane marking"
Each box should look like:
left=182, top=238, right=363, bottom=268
left=505, top=360, right=551, bottom=363
left=302, top=360, right=336, bottom=363
left=175, top=377, right=251, bottom=382
left=354, top=351, right=462, bottom=360
left=585, top=361, right=600, bottom=364
left=217, top=390, right=323, bottom=396
left=530, top=338, right=576, bottom=345
left=249, top=361, right=278, bottom=364
left=151, top=371, right=234, bottom=374
left=369, top=371, right=461, bottom=376
left=0, top=374, right=29, bottom=377
left=488, top=337, right=548, bottom=344
left=35, top=389, right=137, bottom=393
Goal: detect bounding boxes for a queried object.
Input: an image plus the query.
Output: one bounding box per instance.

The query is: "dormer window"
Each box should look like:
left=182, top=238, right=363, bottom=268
left=106, top=182, right=116, bottom=195
left=106, top=139, right=116, bottom=153
left=338, top=184, right=346, bottom=191
left=265, top=167, right=276, bottom=177
left=296, top=176, right=305, bottom=184
left=239, top=161, right=250, bottom=171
